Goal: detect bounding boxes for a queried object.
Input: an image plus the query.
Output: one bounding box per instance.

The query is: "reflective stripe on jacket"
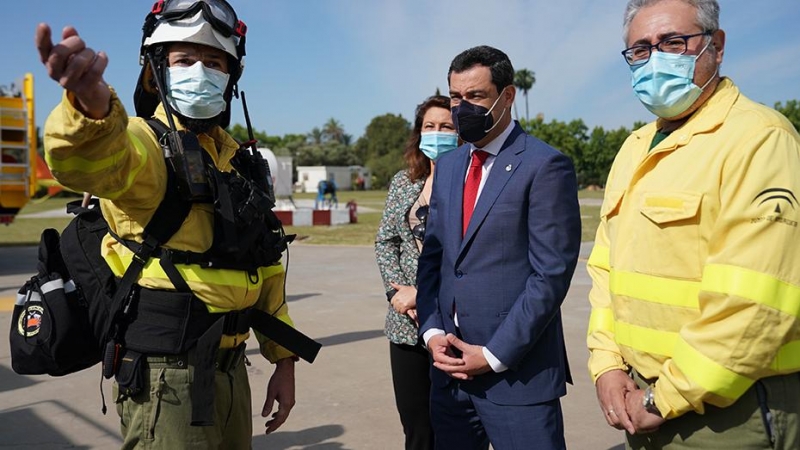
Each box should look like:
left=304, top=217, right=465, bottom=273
left=587, top=78, right=800, bottom=419
left=44, top=90, right=294, bottom=362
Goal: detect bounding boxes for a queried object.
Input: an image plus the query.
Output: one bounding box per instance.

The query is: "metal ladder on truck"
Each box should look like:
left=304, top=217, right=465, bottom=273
left=0, top=73, right=36, bottom=224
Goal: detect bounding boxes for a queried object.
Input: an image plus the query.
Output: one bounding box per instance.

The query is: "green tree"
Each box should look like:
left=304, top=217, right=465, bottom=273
left=582, top=126, right=628, bottom=187
left=355, top=113, right=410, bottom=187
left=322, top=118, right=348, bottom=144
left=227, top=123, right=288, bottom=151
left=522, top=117, right=633, bottom=187
left=308, top=127, right=323, bottom=145
left=513, top=69, right=536, bottom=121
left=775, top=100, right=800, bottom=132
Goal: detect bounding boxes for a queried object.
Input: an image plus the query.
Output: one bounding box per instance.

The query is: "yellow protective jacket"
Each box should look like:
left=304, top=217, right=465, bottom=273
left=44, top=90, right=294, bottom=362
left=587, top=78, right=800, bottom=419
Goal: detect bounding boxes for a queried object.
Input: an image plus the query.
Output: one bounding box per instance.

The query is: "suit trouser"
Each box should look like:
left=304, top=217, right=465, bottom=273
left=114, top=349, right=252, bottom=450
left=390, top=342, right=435, bottom=450
left=430, top=378, right=565, bottom=450
left=627, top=372, right=800, bottom=450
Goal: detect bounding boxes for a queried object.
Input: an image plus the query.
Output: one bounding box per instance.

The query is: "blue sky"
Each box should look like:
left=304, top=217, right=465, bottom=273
left=3, top=1, right=799, bottom=140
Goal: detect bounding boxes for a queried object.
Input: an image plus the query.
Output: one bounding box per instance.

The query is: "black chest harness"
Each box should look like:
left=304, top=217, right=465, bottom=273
left=106, top=119, right=319, bottom=426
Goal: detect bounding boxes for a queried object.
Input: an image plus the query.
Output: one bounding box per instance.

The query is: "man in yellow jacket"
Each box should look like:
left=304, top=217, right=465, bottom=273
left=588, top=0, right=800, bottom=448
left=35, top=1, right=297, bottom=448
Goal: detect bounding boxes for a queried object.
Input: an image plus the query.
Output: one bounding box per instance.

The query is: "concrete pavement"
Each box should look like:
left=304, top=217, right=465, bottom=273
left=0, top=243, right=625, bottom=449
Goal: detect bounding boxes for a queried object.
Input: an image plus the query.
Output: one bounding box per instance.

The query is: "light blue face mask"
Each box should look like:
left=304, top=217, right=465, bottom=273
left=630, top=38, right=716, bottom=118
left=419, top=132, right=459, bottom=161
left=166, top=61, right=230, bottom=119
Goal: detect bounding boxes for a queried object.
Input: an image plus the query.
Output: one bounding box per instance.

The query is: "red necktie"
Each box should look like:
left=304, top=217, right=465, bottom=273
left=462, top=150, right=489, bottom=237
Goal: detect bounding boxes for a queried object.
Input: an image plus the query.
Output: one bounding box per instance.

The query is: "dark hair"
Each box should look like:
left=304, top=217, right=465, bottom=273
left=404, top=95, right=451, bottom=182
left=448, top=45, right=514, bottom=95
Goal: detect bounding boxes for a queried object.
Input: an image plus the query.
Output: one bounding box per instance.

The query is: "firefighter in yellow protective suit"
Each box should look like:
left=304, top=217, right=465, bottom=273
left=36, top=1, right=297, bottom=448
left=588, top=1, right=800, bottom=448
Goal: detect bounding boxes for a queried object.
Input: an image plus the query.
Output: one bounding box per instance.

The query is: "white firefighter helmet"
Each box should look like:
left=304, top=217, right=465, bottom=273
left=144, top=11, right=240, bottom=61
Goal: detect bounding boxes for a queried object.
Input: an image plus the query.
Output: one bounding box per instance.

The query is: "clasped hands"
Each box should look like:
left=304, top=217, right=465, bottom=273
left=427, top=333, right=491, bottom=380
left=595, top=369, right=666, bottom=435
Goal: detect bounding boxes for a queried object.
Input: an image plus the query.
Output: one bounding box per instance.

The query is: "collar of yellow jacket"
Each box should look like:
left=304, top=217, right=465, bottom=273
left=151, top=103, right=240, bottom=169
left=631, top=77, right=740, bottom=146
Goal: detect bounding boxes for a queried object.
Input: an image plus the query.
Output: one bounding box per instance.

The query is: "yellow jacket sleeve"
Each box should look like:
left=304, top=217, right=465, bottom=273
left=43, top=89, right=166, bottom=211
left=252, top=264, right=297, bottom=363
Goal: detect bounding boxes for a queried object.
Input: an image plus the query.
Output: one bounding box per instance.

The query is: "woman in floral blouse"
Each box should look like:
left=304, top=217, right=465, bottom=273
left=375, top=94, right=458, bottom=450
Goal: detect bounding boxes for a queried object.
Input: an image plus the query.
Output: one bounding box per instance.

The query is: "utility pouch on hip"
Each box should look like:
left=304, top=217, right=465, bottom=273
left=124, top=288, right=217, bottom=355
left=115, top=349, right=145, bottom=399
left=124, top=289, right=193, bottom=354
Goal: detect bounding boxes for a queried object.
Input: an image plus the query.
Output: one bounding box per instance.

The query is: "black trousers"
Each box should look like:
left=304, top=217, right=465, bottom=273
left=390, top=342, right=435, bottom=450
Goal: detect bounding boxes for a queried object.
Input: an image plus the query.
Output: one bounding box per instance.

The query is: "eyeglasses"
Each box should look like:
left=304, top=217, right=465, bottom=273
left=151, top=0, right=247, bottom=37
left=412, top=205, right=429, bottom=241
left=622, top=32, right=711, bottom=66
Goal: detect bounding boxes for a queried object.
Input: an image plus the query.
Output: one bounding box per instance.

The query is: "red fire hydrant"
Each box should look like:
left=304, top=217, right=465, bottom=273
left=347, top=200, right=358, bottom=223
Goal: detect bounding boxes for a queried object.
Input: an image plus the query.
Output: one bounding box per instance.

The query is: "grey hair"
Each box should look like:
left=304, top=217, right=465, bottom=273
left=622, top=0, right=720, bottom=42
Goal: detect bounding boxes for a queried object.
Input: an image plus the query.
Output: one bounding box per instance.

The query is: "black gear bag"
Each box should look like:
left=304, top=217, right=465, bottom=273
left=9, top=120, right=191, bottom=377
left=10, top=178, right=190, bottom=376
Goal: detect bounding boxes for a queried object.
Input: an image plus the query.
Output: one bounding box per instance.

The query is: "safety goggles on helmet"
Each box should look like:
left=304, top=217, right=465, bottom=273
left=150, top=0, right=246, bottom=38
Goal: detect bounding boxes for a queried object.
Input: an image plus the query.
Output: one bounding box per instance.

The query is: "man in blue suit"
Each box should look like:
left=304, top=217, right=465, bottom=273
left=416, top=45, right=582, bottom=450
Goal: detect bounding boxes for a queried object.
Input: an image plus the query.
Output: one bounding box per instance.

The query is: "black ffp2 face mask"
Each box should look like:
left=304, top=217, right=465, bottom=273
left=450, top=89, right=507, bottom=143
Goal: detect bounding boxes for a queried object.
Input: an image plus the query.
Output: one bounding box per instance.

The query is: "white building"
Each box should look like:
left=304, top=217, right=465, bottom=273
left=295, top=165, right=371, bottom=193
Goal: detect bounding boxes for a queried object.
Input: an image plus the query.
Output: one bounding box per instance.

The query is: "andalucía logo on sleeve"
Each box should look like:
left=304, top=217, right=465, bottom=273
left=750, top=188, right=798, bottom=227
left=17, top=305, right=44, bottom=337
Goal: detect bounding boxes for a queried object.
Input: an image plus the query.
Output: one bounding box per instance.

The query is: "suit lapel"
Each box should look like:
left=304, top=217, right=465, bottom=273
left=459, top=125, right=526, bottom=254
left=447, top=145, right=471, bottom=251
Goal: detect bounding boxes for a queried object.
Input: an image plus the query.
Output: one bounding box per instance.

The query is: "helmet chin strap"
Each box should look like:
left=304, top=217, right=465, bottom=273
left=147, top=51, right=180, bottom=133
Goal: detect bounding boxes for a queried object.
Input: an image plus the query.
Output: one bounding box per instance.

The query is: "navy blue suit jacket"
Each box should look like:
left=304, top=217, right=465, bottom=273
left=417, top=122, right=581, bottom=405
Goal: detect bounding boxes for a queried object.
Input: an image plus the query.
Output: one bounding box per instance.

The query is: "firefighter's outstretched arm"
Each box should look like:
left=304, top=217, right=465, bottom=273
left=35, top=23, right=110, bottom=120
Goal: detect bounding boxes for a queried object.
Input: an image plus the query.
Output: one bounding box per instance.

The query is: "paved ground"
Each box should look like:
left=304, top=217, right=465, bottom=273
left=0, top=243, right=625, bottom=449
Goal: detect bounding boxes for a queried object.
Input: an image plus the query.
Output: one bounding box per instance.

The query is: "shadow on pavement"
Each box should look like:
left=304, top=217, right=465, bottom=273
left=244, top=329, right=384, bottom=361
left=256, top=424, right=348, bottom=449
left=316, top=329, right=384, bottom=347
left=0, top=399, right=120, bottom=448
left=0, top=408, right=87, bottom=449
left=0, top=365, right=38, bottom=393
left=287, top=293, right=321, bottom=303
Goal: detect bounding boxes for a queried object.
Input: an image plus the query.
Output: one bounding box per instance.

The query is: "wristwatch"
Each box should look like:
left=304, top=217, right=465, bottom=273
left=642, top=385, right=659, bottom=414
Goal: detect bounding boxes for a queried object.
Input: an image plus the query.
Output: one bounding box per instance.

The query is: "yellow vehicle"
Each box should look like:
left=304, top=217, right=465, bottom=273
left=0, top=73, right=36, bottom=224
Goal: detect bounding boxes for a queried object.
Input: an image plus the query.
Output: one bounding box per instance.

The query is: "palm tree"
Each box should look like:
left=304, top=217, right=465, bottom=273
left=322, top=118, right=346, bottom=144
left=513, top=69, right=536, bottom=122
left=308, top=127, right=323, bottom=145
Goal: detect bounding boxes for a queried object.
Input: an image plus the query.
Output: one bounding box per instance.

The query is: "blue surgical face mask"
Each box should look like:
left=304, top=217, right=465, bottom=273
left=166, top=61, right=230, bottom=119
left=419, top=131, right=459, bottom=160
left=630, top=38, right=716, bottom=118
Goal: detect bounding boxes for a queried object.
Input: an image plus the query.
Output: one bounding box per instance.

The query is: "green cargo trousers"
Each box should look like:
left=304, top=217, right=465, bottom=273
left=627, top=372, right=800, bottom=450
left=114, top=351, right=253, bottom=450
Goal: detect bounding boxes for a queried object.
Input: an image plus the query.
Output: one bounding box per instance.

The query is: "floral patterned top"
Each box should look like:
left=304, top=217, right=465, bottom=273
left=375, top=170, right=425, bottom=345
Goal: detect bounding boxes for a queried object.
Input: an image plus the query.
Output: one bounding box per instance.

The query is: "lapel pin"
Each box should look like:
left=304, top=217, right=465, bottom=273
left=505, top=164, right=512, bottom=172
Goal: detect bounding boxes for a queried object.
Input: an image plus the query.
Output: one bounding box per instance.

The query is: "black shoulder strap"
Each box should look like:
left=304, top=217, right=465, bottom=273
left=101, top=119, right=193, bottom=344
left=143, top=118, right=193, bottom=244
